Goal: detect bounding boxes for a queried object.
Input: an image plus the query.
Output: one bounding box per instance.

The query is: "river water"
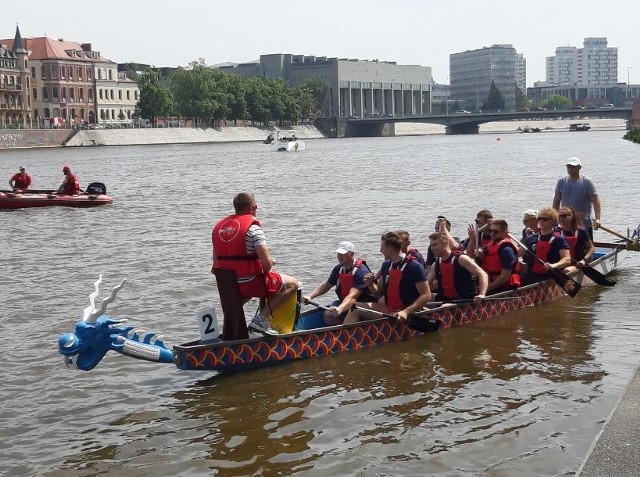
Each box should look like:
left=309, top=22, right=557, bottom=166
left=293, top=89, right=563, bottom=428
left=1, top=129, right=640, bottom=476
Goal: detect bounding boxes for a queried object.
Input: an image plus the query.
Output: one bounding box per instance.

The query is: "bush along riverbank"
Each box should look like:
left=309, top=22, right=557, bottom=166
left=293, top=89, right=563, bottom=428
left=623, top=129, right=640, bottom=144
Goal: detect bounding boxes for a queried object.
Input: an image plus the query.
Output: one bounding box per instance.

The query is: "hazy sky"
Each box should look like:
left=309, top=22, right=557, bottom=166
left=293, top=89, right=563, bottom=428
left=5, top=0, right=638, bottom=86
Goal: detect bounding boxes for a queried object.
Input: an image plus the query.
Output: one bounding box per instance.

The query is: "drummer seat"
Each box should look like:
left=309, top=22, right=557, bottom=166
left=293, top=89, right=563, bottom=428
left=213, top=268, right=249, bottom=340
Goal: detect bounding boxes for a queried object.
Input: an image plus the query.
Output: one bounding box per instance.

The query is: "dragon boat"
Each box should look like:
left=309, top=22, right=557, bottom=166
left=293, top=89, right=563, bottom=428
left=58, top=234, right=639, bottom=374
left=0, top=182, right=112, bottom=209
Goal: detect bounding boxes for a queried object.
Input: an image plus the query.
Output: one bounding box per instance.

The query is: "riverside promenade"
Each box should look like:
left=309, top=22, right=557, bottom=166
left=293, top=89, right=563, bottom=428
left=576, top=364, right=640, bottom=476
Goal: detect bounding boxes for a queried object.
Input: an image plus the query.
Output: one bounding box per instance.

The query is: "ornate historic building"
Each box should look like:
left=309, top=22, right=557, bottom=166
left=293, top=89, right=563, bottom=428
left=0, top=26, right=30, bottom=127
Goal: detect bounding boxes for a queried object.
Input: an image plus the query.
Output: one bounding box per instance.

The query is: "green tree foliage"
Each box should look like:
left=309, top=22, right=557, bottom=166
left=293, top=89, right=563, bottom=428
left=541, top=94, right=572, bottom=110
left=298, top=77, right=329, bottom=113
left=170, top=59, right=232, bottom=127
left=487, top=81, right=505, bottom=112
left=515, top=84, right=529, bottom=109
left=135, top=68, right=173, bottom=123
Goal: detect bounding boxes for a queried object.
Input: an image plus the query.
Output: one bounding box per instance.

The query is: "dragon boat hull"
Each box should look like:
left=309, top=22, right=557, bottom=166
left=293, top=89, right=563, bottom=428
left=0, top=190, right=112, bottom=209
left=171, top=242, right=630, bottom=372
left=58, top=240, right=635, bottom=374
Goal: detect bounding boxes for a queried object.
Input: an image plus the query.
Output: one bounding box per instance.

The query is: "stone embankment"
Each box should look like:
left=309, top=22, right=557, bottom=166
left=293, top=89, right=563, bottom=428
left=65, top=125, right=325, bottom=147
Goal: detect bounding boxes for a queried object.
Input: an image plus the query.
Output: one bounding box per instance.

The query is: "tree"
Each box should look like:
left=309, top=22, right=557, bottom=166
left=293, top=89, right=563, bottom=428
left=487, top=81, right=505, bottom=112
left=298, top=77, right=329, bottom=115
left=515, top=84, right=529, bottom=110
left=541, top=94, right=571, bottom=110
left=170, top=60, right=231, bottom=127
left=135, top=67, right=173, bottom=123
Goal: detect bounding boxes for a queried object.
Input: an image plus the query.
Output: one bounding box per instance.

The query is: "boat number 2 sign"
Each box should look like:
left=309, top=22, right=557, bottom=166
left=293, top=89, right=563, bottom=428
left=197, top=307, right=220, bottom=342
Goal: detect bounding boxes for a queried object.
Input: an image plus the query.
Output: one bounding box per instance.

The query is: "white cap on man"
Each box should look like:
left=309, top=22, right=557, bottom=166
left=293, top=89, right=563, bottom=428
left=566, top=157, right=582, bottom=166
left=335, top=241, right=355, bottom=254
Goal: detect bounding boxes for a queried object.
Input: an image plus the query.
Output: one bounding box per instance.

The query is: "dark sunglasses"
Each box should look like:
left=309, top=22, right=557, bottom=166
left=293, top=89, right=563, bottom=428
left=558, top=214, right=571, bottom=218
left=489, top=229, right=501, bottom=234
left=537, top=217, right=552, bottom=222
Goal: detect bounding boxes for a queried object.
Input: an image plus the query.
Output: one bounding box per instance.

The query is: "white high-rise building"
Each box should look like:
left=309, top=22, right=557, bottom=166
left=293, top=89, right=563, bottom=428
left=546, top=37, right=617, bottom=86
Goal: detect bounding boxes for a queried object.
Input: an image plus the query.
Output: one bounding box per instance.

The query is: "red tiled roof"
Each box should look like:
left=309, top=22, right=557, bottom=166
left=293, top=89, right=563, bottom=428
left=0, top=37, right=113, bottom=63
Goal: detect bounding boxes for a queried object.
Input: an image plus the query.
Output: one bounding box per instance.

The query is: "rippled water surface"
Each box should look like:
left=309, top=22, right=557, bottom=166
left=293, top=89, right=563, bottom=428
left=2, top=129, right=640, bottom=476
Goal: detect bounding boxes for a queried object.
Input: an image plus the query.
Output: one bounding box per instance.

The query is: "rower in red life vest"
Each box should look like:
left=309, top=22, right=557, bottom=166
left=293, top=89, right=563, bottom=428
left=518, top=207, right=571, bottom=286
left=343, top=231, right=431, bottom=324
left=303, top=241, right=376, bottom=325
left=375, top=229, right=428, bottom=282
left=556, top=205, right=595, bottom=273
left=9, top=166, right=32, bottom=191
left=212, top=192, right=299, bottom=335
left=473, top=219, right=521, bottom=294
left=427, top=231, right=488, bottom=305
left=56, top=165, right=80, bottom=195
left=464, top=209, right=494, bottom=258
left=425, top=216, right=462, bottom=274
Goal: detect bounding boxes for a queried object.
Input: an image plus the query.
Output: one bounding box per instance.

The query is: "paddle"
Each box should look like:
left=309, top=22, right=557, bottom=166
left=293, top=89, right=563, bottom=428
left=424, top=296, right=526, bottom=308
left=304, top=299, right=332, bottom=312
left=599, top=225, right=640, bottom=252
left=508, top=233, right=581, bottom=298
left=571, top=258, right=616, bottom=286
left=351, top=304, right=441, bottom=333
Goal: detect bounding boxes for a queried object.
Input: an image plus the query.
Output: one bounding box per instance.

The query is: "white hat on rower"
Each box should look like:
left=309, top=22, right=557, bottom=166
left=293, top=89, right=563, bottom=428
left=566, top=157, right=582, bottom=166
left=523, top=209, right=538, bottom=218
left=335, top=241, right=355, bottom=254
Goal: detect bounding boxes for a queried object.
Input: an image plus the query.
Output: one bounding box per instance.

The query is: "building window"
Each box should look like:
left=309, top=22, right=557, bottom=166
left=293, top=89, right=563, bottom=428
left=51, top=65, right=57, bottom=79
left=88, top=68, right=92, bottom=80
left=41, top=65, right=47, bottom=79
left=134, top=90, right=138, bottom=100
left=99, top=89, right=103, bottom=100
left=88, top=88, right=93, bottom=102
left=69, top=88, right=75, bottom=100
left=108, top=69, right=112, bottom=80
left=110, top=89, right=114, bottom=100
left=44, top=108, right=50, bottom=118
left=78, top=66, right=83, bottom=80
left=100, top=110, right=105, bottom=120
left=31, top=67, right=36, bottom=78
left=79, top=88, right=84, bottom=101
left=60, top=67, right=65, bottom=79
left=43, top=87, right=48, bottom=100
left=97, top=69, right=102, bottom=80
left=68, top=66, right=73, bottom=80
left=126, top=90, right=130, bottom=100
left=80, top=108, right=85, bottom=120
left=32, top=88, right=37, bottom=99
left=52, top=87, right=58, bottom=99
left=62, top=87, right=67, bottom=101
left=118, top=90, right=122, bottom=100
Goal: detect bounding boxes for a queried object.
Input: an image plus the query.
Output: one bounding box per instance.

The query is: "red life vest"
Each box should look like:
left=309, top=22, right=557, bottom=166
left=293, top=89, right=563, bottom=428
left=63, top=173, right=80, bottom=195
left=435, top=251, right=475, bottom=300
left=531, top=234, right=557, bottom=275
left=559, top=229, right=579, bottom=260
left=11, top=172, right=31, bottom=189
left=211, top=214, right=263, bottom=278
left=479, top=233, right=492, bottom=248
left=385, top=255, right=412, bottom=311
left=482, top=239, right=521, bottom=287
left=337, top=258, right=368, bottom=300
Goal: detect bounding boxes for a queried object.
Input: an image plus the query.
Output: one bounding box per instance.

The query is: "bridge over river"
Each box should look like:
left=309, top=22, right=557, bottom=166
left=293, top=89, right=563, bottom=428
left=341, top=108, right=632, bottom=136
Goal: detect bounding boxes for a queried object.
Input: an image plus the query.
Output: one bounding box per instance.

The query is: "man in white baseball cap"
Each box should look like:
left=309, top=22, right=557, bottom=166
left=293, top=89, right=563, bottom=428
left=552, top=157, right=601, bottom=239
left=303, top=241, right=375, bottom=326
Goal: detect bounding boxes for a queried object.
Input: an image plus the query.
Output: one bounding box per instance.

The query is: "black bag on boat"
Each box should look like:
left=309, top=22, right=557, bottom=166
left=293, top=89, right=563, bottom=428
left=86, top=182, right=107, bottom=195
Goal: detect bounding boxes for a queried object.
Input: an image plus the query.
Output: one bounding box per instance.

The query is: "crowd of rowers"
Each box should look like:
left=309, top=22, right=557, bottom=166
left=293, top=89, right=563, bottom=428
left=212, top=192, right=594, bottom=336
left=8, top=165, right=81, bottom=195
left=301, top=206, right=593, bottom=329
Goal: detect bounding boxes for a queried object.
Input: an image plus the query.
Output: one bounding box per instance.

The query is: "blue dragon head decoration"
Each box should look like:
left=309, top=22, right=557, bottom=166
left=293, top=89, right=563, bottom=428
left=58, top=275, right=175, bottom=371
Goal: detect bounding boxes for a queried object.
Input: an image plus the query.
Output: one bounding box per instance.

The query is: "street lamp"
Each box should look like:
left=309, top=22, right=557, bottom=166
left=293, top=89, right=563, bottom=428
left=627, top=66, right=634, bottom=103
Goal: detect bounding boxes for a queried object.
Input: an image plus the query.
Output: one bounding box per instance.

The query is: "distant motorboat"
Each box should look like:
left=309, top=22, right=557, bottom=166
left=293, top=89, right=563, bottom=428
left=569, top=123, right=590, bottom=131
left=273, top=130, right=305, bottom=152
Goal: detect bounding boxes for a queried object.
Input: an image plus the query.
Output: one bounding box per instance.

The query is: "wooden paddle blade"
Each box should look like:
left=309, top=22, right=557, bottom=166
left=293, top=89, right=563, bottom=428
left=406, top=316, right=440, bottom=333
left=548, top=267, right=581, bottom=297
left=581, top=265, right=616, bottom=286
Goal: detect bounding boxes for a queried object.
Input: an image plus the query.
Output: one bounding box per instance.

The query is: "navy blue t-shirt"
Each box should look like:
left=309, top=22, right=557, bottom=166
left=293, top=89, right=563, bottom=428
left=380, top=257, right=428, bottom=307
left=522, top=232, right=569, bottom=266
left=327, top=261, right=372, bottom=302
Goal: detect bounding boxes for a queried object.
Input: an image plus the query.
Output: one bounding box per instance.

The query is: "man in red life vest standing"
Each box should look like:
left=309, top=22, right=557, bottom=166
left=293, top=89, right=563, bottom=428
left=212, top=192, right=299, bottom=335
left=343, top=231, right=431, bottom=324
left=427, top=231, right=488, bottom=305
left=56, top=165, right=80, bottom=195
left=9, top=166, right=32, bottom=191
left=303, top=241, right=375, bottom=325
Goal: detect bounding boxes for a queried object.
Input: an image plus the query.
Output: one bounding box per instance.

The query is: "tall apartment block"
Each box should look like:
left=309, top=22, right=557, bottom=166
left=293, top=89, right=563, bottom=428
left=545, top=37, right=618, bottom=86
left=450, top=44, right=525, bottom=112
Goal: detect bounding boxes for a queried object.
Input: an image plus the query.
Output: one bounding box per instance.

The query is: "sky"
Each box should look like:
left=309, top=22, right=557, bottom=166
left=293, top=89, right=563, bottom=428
left=4, top=0, right=639, bottom=87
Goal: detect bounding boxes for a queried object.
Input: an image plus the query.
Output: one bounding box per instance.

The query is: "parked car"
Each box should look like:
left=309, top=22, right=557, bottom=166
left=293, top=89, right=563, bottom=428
left=531, top=106, right=546, bottom=111
left=517, top=108, right=529, bottom=112
left=455, top=110, right=472, bottom=114
left=574, top=106, right=586, bottom=110
left=600, top=103, right=614, bottom=109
